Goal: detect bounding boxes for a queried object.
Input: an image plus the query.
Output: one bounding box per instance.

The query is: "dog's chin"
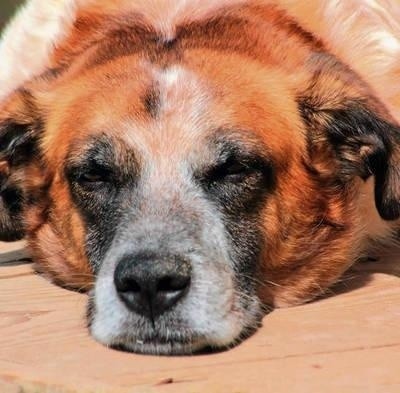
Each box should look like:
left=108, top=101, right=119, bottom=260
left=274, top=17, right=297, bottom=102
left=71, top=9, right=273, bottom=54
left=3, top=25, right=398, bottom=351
left=90, top=326, right=228, bottom=355
left=91, top=321, right=261, bottom=355
left=108, top=336, right=211, bottom=356
left=89, top=317, right=261, bottom=356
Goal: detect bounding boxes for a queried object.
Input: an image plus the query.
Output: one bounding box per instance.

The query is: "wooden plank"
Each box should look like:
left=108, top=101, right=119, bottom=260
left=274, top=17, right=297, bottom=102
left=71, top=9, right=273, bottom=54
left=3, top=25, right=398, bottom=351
left=0, top=244, right=399, bottom=393
left=0, top=241, right=29, bottom=264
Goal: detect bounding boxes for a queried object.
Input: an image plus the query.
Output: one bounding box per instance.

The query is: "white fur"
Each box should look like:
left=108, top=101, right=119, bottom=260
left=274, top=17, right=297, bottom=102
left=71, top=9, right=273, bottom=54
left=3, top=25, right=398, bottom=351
left=0, top=0, right=78, bottom=101
left=323, top=0, right=400, bottom=117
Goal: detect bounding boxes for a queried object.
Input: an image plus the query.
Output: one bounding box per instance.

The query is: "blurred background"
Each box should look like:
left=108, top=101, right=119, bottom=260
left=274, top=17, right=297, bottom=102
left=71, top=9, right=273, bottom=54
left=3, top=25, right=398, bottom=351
left=1, top=0, right=24, bottom=32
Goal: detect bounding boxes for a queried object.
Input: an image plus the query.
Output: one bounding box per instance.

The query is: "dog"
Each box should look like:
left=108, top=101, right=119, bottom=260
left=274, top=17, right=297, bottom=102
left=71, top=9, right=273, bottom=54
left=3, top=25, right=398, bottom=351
left=1, top=0, right=400, bottom=355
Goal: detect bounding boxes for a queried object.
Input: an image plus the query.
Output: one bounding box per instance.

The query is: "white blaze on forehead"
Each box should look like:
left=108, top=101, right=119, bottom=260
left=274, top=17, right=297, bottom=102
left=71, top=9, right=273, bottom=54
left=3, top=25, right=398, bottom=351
left=157, top=65, right=209, bottom=124
left=118, top=65, right=214, bottom=197
left=122, top=64, right=212, bottom=154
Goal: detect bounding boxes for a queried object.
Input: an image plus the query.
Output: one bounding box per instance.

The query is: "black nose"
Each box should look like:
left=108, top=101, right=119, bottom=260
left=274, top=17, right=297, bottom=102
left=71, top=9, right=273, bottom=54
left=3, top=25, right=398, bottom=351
left=114, top=253, right=191, bottom=320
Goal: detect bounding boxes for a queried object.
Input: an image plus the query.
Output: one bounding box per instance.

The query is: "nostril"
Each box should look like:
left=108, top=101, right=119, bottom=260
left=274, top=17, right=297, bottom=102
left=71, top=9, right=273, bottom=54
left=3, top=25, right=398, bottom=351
left=118, top=278, right=141, bottom=293
left=157, top=275, right=191, bottom=292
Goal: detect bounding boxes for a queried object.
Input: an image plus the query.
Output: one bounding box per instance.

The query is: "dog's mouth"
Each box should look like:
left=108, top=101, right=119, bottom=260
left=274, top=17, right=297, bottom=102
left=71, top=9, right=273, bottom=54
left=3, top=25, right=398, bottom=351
left=106, top=331, right=212, bottom=356
left=92, top=317, right=263, bottom=355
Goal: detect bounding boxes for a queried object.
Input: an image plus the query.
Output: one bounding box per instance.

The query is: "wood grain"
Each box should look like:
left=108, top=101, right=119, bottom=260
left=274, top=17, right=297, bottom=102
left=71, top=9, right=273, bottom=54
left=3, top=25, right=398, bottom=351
left=0, top=241, right=29, bottom=264
left=0, top=242, right=399, bottom=393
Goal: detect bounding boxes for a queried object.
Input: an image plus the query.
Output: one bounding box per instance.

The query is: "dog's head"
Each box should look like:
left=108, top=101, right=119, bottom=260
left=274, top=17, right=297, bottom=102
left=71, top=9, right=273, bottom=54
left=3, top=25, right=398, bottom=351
left=1, top=2, right=400, bottom=354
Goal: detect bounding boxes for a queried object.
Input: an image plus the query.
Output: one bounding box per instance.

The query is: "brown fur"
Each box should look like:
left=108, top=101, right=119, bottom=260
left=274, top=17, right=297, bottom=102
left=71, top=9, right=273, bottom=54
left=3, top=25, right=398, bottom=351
left=1, top=0, right=399, bottom=308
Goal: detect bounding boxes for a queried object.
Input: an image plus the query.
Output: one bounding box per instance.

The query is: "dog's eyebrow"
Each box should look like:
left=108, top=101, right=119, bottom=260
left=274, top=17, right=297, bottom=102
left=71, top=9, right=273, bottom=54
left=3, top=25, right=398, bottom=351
left=65, top=136, right=116, bottom=167
left=211, top=130, right=272, bottom=164
left=64, top=134, right=139, bottom=177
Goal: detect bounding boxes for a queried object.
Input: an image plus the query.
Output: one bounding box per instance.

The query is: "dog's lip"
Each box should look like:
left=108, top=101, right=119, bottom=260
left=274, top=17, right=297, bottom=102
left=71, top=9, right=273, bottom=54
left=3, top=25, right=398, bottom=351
left=108, top=333, right=210, bottom=355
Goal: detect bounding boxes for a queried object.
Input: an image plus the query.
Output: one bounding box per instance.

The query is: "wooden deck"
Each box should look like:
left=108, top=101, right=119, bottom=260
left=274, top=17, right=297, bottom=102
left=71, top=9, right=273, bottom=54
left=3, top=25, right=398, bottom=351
left=0, top=241, right=399, bottom=393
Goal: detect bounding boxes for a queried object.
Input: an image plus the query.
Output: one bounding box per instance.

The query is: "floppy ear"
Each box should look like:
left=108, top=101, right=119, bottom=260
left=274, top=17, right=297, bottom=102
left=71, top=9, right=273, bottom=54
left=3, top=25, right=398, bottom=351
left=299, top=79, right=400, bottom=221
left=0, top=89, right=42, bottom=241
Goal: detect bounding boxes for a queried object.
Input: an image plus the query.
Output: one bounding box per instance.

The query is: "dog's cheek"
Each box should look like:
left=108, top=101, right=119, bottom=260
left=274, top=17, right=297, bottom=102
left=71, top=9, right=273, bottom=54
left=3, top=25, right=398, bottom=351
left=80, top=195, right=123, bottom=275
left=225, top=215, right=264, bottom=298
left=28, top=182, right=94, bottom=291
left=257, top=169, right=362, bottom=307
left=213, top=185, right=270, bottom=304
left=67, top=184, right=125, bottom=274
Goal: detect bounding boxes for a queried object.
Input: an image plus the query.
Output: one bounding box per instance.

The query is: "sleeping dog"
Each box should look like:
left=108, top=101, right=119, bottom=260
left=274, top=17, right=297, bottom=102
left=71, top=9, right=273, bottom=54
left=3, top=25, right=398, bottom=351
left=1, top=0, right=400, bottom=355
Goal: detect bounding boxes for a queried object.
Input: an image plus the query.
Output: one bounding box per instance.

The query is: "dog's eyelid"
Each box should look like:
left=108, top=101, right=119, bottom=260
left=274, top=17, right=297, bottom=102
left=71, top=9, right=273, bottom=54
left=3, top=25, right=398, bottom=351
left=65, top=160, right=115, bottom=184
left=218, top=154, right=255, bottom=172
left=201, top=152, right=271, bottom=185
left=81, top=163, right=113, bottom=180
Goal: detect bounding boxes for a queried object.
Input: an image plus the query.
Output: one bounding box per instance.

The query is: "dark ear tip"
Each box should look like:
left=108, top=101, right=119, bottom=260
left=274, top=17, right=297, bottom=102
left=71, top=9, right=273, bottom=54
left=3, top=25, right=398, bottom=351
left=373, top=155, right=400, bottom=221
left=0, top=208, right=25, bottom=241
left=375, top=198, right=400, bottom=221
left=0, top=230, right=25, bottom=242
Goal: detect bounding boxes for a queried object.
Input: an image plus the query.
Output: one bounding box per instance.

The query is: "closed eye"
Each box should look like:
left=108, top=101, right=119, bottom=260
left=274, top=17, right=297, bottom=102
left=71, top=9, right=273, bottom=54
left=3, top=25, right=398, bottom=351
left=67, top=163, right=114, bottom=190
left=202, top=151, right=272, bottom=186
left=198, top=149, right=275, bottom=214
left=78, top=168, right=110, bottom=184
left=206, top=156, right=258, bottom=183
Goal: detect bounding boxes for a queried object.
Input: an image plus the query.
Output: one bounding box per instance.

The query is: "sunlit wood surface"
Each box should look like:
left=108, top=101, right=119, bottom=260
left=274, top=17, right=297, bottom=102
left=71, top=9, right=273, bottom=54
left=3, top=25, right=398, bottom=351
left=0, top=241, right=399, bottom=393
